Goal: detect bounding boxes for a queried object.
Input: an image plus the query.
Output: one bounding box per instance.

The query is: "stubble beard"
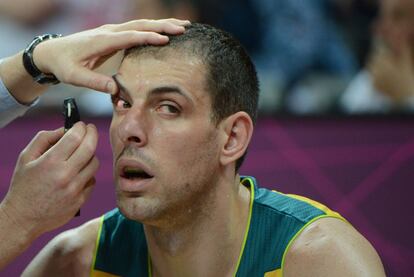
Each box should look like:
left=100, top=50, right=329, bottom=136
left=115, top=133, right=221, bottom=230
left=116, top=164, right=220, bottom=230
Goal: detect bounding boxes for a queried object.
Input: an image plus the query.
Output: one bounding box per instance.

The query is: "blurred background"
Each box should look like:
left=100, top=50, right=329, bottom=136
left=0, top=0, right=413, bottom=276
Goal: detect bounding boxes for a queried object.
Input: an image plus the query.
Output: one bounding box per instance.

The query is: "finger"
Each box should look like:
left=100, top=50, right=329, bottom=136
left=160, top=18, right=191, bottom=26
left=64, top=178, right=95, bottom=217
left=20, top=128, right=64, bottom=163
left=68, top=157, right=99, bottom=196
left=67, top=124, right=99, bottom=173
left=67, top=32, right=170, bottom=93
left=92, top=51, right=118, bottom=69
left=66, top=66, right=117, bottom=94
left=46, top=121, right=87, bottom=160
left=113, top=19, right=188, bottom=35
left=100, top=31, right=170, bottom=54
left=75, top=178, right=96, bottom=210
left=66, top=32, right=170, bottom=93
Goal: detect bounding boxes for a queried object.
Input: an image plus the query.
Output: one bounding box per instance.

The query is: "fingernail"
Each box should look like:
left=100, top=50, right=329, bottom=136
left=107, top=81, right=115, bottom=94
left=73, top=121, right=83, bottom=129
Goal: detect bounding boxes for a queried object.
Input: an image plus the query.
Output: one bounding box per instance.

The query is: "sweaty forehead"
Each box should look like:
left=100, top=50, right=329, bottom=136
left=118, top=51, right=210, bottom=104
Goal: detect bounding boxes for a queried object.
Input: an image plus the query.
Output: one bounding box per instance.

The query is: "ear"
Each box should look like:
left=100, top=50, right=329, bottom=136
left=219, top=111, right=254, bottom=167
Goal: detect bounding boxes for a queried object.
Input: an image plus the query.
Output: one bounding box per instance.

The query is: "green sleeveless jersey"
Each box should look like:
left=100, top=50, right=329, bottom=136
left=91, top=176, right=344, bottom=277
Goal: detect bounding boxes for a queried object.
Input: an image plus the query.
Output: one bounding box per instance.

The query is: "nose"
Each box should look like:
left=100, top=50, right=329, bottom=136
left=117, top=107, right=148, bottom=147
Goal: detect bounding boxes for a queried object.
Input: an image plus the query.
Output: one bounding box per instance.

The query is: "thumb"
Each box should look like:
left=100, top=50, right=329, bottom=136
left=65, top=66, right=117, bottom=94
left=20, top=128, right=64, bottom=163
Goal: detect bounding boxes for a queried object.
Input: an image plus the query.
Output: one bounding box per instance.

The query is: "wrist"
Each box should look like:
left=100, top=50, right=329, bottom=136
left=0, top=201, right=38, bottom=268
left=23, top=34, right=62, bottom=85
left=0, top=52, right=45, bottom=105
left=0, top=198, right=41, bottom=242
left=32, top=39, right=53, bottom=75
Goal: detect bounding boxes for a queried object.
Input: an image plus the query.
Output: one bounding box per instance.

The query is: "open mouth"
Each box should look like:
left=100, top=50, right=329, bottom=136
left=121, top=167, right=154, bottom=180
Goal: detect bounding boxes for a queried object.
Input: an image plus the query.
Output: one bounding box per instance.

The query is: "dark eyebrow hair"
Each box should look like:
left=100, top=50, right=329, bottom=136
left=112, top=74, right=194, bottom=105
left=112, top=75, right=130, bottom=96
left=150, top=86, right=194, bottom=105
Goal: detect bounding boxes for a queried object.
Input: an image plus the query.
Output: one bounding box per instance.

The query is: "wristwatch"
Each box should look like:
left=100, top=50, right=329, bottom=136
left=23, top=34, right=62, bottom=85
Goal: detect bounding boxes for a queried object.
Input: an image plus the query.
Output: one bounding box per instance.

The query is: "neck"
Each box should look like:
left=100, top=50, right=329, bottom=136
left=144, top=174, right=251, bottom=277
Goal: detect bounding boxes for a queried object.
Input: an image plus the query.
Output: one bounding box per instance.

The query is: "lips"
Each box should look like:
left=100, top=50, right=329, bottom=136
left=121, top=166, right=153, bottom=180
left=117, top=158, right=154, bottom=192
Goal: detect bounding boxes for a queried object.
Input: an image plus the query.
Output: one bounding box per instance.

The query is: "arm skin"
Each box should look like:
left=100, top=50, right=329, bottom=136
left=0, top=18, right=190, bottom=104
left=22, top=218, right=101, bottom=277
left=0, top=18, right=190, bottom=270
left=283, top=217, right=386, bottom=277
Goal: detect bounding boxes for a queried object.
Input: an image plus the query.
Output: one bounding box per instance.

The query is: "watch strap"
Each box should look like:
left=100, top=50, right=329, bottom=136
left=23, top=34, right=62, bottom=85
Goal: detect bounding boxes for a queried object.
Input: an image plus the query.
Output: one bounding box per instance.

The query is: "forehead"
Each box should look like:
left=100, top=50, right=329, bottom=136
left=117, top=51, right=210, bottom=105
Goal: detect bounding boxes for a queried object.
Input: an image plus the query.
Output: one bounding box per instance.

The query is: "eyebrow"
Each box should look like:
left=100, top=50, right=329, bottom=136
left=112, top=75, right=129, bottom=95
left=112, top=75, right=194, bottom=105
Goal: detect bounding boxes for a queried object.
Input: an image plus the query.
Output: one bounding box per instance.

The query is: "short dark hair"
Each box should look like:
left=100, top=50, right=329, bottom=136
left=124, top=23, right=259, bottom=171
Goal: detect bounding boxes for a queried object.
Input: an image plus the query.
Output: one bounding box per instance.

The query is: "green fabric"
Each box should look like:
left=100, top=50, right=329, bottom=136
left=94, top=176, right=331, bottom=276
left=94, top=209, right=149, bottom=276
left=235, top=177, right=325, bottom=275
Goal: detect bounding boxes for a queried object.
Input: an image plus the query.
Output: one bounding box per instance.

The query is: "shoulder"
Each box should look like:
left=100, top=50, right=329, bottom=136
left=253, top=186, right=340, bottom=224
left=51, top=217, right=102, bottom=265
left=22, top=217, right=103, bottom=277
left=283, top=217, right=386, bottom=277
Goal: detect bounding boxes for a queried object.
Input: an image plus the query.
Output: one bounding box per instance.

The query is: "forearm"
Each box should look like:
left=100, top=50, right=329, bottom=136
left=0, top=51, right=48, bottom=105
left=0, top=201, right=38, bottom=269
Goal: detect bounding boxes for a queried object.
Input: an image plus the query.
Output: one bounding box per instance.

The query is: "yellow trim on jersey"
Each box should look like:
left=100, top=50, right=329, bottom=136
left=233, top=176, right=255, bottom=277
left=285, top=193, right=345, bottom=220
left=90, top=216, right=105, bottom=277
left=264, top=268, right=282, bottom=277
left=90, top=270, right=120, bottom=277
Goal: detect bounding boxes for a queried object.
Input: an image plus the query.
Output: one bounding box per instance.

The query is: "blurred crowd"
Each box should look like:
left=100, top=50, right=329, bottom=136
left=1, top=0, right=413, bottom=115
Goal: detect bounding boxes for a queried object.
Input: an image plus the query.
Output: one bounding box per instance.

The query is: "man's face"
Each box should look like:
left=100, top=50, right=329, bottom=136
left=110, top=52, right=222, bottom=225
left=380, top=0, right=414, bottom=48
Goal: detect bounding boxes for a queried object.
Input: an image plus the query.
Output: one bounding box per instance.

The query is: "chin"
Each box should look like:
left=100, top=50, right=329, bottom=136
left=116, top=194, right=162, bottom=224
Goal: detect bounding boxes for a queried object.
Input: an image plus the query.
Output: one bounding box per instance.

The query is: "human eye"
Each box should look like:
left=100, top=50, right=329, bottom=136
left=111, top=94, right=131, bottom=110
left=155, top=102, right=181, bottom=115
